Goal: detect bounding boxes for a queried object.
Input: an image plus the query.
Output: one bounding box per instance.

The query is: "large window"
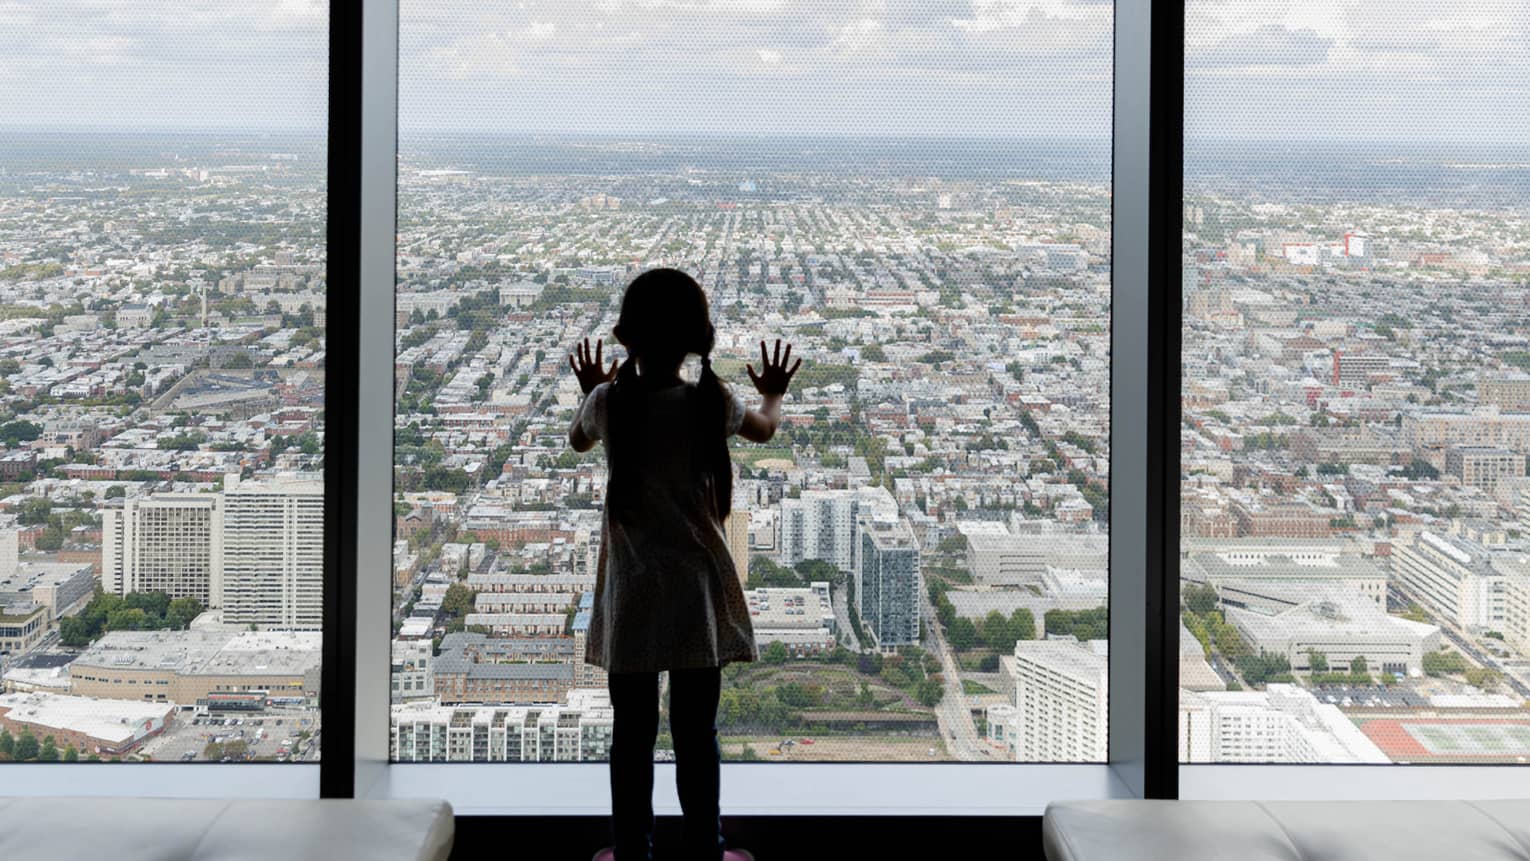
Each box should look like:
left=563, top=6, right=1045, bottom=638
left=1180, top=0, right=1530, bottom=765
left=391, top=2, right=1114, bottom=764
left=0, top=2, right=328, bottom=765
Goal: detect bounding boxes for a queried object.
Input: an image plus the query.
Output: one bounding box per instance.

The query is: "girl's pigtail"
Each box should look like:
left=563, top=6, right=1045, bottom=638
left=696, top=351, right=733, bottom=523
left=606, top=353, right=643, bottom=516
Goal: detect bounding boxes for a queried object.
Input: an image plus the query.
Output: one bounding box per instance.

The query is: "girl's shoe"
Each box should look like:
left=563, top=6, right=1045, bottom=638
left=590, top=849, right=615, bottom=861
left=724, top=851, right=756, bottom=861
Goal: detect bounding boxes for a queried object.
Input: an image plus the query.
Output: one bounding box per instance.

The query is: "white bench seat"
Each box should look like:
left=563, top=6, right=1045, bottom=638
left=1045, top=799, right=1530, bottom=860
left=0, top=797, right=454, bottom=861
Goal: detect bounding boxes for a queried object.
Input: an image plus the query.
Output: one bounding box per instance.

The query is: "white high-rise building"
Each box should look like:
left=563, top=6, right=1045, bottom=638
left=1003, top=638, right=1108, bottom=762
left=221, top=474, right=324, bottom=630
left=1390, top=531, right=1506, bottom=634
left=780, top=486, right=897, bottom=574
left=1179, top=684, right=1390, bottom=763
left=102, top=495, right=224, bottom=606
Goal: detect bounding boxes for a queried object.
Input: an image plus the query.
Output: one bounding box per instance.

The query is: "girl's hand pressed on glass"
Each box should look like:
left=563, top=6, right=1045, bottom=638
left=746, top=339, right=801, bottom=396
left=569, top=337, right=620, bottom=395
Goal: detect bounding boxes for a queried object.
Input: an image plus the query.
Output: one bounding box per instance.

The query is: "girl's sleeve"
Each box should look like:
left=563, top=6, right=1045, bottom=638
left=576, top=383, right=609, bottom=442
left=724, top=385, right=747, bottom=437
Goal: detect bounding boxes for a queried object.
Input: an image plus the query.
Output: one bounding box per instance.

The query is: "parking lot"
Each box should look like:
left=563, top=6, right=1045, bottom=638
left=138, top=708, right=322, bottom=762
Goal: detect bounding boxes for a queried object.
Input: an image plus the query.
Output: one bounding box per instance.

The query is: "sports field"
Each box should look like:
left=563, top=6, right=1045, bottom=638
left=1359, top=718, right=1530, bottom=761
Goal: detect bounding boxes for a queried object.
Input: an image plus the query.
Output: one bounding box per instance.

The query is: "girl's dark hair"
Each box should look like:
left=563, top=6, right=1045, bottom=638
left=607, top=267, right=733, bottom=522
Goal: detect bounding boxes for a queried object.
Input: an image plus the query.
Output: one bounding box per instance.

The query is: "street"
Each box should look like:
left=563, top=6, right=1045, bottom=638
left=920, top=589, right=997, bottom=761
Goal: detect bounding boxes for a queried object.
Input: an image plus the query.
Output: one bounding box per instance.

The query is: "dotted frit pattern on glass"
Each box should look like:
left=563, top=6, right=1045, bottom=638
left=1181, top=1, right=1530, bottom=764
left=0, top=1, right=329, bottom=765
left=391, top=1, right=1113, bottom=765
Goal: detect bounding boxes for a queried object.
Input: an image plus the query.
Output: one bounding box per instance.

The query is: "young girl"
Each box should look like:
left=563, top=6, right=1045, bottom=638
left=568, top=267, right=800, bottom=861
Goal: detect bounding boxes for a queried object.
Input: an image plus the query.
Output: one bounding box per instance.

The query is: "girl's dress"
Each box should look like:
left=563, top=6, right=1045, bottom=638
left=576, top=380, right=758, bottom=673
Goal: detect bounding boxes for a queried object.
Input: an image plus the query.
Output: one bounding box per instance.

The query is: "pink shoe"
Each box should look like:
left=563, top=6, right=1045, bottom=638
left=724, top=851, right=756, bottom=861
left=590, top=850, right=615, bottom=861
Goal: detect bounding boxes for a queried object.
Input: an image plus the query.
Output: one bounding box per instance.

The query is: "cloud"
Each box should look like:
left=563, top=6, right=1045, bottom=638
left=1189, top=23, right=1333, bottom=68
left=953, top=0, right=1111, bottom=33
left=756, top=48, right=782, bottom=64
left=828, top=18, right=885, bottom=54
left=427, top=31, right=522, bottom=80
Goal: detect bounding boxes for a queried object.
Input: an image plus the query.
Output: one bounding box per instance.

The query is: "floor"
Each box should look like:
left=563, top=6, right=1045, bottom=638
left=451, top=814, right=1045, bottom=860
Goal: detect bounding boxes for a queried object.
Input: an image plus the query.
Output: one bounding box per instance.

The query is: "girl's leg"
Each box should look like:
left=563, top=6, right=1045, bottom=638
left=608, top=670, right=660, bottom=860
left=669, top=665, right=725, bottom=861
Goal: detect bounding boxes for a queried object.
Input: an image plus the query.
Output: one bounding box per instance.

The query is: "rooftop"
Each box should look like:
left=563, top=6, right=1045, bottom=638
left=73, top=629, right=321, bottom=677
left=0, top=691, right=173, bottom=744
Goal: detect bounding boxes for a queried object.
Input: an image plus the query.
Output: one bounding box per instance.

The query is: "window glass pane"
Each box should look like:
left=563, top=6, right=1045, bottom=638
left=0, top=2, right=327, bottom=764
left=1181, top=1, right=1530, bottom=763
left=394, top=1, right=1112, bottom=764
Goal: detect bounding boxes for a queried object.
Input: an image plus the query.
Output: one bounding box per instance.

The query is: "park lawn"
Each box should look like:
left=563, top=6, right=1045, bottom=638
left=962, top=680, right=996, bottom=695
left=719, top=735, right=949, bottom=762
left=732, top=446, right=795, bottom=467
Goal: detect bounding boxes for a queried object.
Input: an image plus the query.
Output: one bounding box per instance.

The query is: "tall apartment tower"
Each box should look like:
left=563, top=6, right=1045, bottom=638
left=221, top=474, right=324, bottom=630
left=102, top=495, right=224, bottom=606
left=856, top=515, right=921, bottom=651
left=780, top=486, right=898, bottom=574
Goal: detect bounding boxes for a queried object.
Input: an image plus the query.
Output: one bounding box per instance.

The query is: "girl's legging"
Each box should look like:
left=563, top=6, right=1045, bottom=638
left=608, top=666, right=726, bottom=861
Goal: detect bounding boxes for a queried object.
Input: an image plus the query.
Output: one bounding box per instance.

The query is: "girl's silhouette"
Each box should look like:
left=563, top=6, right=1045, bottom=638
left=569, top=267, right=800, bottom=861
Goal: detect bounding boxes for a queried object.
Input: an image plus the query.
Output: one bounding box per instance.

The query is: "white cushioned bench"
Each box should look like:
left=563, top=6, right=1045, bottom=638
left=1044, top=799, right=1530, bottom=860
left=0, top=797, right=454, bottom=861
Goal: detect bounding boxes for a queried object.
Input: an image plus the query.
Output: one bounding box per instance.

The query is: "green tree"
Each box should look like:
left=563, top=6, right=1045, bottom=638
left=763, top=641, right=789, bottom=664
left=914, top=677, right=944, bottom=707
left=1422, top=650, right=1466, bottom=676
left=1306, top=650, right=1329, bottom=673
left=37, top=736, right=58, bottom=762
left=14, top=729, right=39, bottom=762
left=1466, top=668, right=1502, bottom=690
left=1010, top=608, right=1036, bottom=641
left=947, top=616, right=977, bottom=650
left=1183, top=583, right=1219, bottom=615
left=777, top=682, right=822, bottom=708
left=0, top=729, right=13, bottom=759
left=441, top=582, right=475, bottom=618
left=63, top=744, right=79, bottom=762
left=979, top=610, right=1015, bottom=650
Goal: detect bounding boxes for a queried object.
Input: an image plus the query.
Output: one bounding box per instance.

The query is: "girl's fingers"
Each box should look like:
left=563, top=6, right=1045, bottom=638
left=774, top=339, right=782, bottom=366
left=568, top=355, right=577, bottom=373
left=746, top=364, right=760, bottom=383
left=782, top=343, right=792, bottom=366
left=595, top=339, right=602, bottom=365
left=788, top=357, right=802, bottom=376
left=608, top=358, right=620, bottom=376
left=760, top=340, right=769, bottom=367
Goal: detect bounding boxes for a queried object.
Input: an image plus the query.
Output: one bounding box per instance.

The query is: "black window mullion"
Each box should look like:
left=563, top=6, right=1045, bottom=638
left=321, top=0, right=364, bottom=801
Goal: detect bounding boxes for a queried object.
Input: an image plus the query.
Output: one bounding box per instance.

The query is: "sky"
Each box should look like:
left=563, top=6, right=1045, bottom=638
left=0, top=1, right=1525, bottom=143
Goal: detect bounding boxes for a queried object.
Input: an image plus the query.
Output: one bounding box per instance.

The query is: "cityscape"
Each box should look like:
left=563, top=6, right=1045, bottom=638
left=0, top=133, right=326, bottom=763
left=2, top=0, right=1526, bottom=773
left=388, top=135, right=1112, bottom=764
left=8, top=127, right=1530, bottom=766
left=1178, top=141, right=1530, bottom=764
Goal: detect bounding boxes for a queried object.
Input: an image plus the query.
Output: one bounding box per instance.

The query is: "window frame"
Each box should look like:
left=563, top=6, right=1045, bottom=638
left=21, top=0, right=1510, bottom=816
left=342, top=0, right=1157, bottom=813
